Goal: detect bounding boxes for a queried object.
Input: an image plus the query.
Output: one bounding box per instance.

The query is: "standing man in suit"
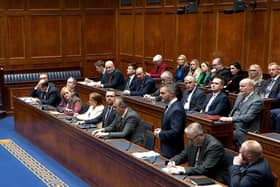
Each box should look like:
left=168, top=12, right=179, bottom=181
left=259, top=62, right=280, bottom=99
left=166, top=122, right=229, bottom=184
left=96, top=60, right=125, bottom=90
left=181, top=75, right=205, bottom=113
left=146, top=54, right=168, bottom=78
left=230, top=140, right=274, bottom=187
left=202, top=76, right=231, bottom=116
left=81, top=89, right=117, bottom=128
left=220, top=78, right=263, bottom=144
left=123, top=67, right=155, bottom=96
left=123, top=63, right=138, bottom=92
left=154, top=83, right=185, bottom=158
left=92, top=96, right=144, bottom=146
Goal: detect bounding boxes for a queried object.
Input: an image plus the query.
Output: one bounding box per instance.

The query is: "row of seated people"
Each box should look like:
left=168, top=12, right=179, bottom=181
left=29, top=77, right=275, bottom=187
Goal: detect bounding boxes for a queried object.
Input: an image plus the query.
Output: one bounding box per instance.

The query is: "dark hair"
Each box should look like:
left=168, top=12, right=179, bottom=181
left=128, top=63, right=138, bottom=70
left=95, top=60, right=105, bottom=67
left=213, top=76, right=225, bottom=86
left=230, top=62, right=242, bottom=71
left=89, top=92, right=103, bottom=105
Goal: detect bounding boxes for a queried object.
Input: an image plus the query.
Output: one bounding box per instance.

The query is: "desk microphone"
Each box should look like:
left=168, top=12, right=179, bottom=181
left=151, top=153, right=159, bottom=164
left=125, top=141, right=132, bottom=151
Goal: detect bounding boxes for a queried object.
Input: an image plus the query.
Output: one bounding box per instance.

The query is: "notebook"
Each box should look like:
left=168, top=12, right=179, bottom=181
left=190, top=178, right=215, bottom=186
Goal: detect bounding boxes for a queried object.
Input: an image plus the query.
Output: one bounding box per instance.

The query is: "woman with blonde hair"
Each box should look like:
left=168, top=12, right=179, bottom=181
left=56, top=86, right=82, bottom=115
left=174, top=54, right=189, bottom=82
left=187, top=59, right=201, bottom=81
left=75, top=92, right=104, bottom=122
left=248, top=64, right=263, bottom=92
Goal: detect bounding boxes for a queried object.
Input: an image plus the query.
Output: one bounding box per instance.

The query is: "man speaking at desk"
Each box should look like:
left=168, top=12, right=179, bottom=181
left=154, top=83, right=185, bottom=158
left=92, top=96, right=144, bottom=146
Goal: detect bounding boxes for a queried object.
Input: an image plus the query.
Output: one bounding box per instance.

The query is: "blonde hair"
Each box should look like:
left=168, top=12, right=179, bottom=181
left=60, top=86, right=73, bottom=97
left=248, top=64, right=263, bottom=81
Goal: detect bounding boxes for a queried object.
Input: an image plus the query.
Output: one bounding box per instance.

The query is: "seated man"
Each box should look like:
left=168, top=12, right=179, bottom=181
left=92, top=96, right=144, bottom=146
left=230, top=140, right=274, bottom=187
left=220, top=78, right=263, bottom=144
left=146, top=54, right=168, bottom=78
left=30, top=73, right=61, bottom=107
left=181, top=75, right=205, bottom=113
left=81, top=90, right=117, bottom=128
left=99, top=60, right=125, bottom=90
left=123, top=67, right=155, bottom=96
left=270, top=92, right=280, bottom=132
left=201, top=76, right=231, bottom=116
left=144, top=71, right=182, bottom=101
left=123, top=63, right=138, bottom=92
left=166, top=122, right=229, bottom=185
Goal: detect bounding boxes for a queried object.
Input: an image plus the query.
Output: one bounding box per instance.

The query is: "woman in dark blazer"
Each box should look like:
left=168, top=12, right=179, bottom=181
left=226, top=62, right=245, bottom=93
left=174, top=54, right=189, bottom=82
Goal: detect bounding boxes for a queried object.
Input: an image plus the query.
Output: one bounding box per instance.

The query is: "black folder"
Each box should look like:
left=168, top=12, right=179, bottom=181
left=190, top=178, right=215, bottom=186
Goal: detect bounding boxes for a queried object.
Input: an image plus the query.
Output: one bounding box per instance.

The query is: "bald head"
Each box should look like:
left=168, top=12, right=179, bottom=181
left=105, top=60, right=115, bottom=74
left=239, top=78, right=254, bottom=96
left=240, top=140, right=263, bottom=162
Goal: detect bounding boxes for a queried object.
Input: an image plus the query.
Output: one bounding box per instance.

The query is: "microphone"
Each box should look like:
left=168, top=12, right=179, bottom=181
left=125, top=141, right=132, bottom=151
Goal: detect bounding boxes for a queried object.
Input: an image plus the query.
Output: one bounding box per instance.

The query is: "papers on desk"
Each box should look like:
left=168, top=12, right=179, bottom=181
left=132, top=151, right=159, bottom=158
left=20, top=97, right=38, bottom=104
left=78, top=81, right=101, bottom=87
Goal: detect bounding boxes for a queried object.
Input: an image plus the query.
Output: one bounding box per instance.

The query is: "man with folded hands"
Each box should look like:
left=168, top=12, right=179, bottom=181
left=166, top=122, right=229, bottom=185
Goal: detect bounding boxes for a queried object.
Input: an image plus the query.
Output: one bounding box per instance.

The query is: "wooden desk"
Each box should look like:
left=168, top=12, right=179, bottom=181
left=13, top=97, right=227, bottom=187
left=247, top=132, right=280, bottom=187
left=14, top=97, right=188, bottom=186
left=77, top=83, right=233, bottom=148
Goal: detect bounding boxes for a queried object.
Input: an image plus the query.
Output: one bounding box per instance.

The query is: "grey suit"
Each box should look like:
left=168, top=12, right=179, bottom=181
left=170, top=134, right=229, bottom=184
left=104, top=107, right=144, bottom=145
left=230, top=92, right=263, bottom=143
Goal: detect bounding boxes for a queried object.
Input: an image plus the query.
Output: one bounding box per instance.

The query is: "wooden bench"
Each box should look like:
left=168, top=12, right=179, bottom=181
left=1, top=67, right=83, bottom=112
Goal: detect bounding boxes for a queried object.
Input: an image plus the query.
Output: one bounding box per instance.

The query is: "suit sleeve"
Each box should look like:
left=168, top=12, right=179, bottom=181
left=171, top=148, right=189, bottom=165
left=184, top=144, right=224, bottom=175
left=103, top=71, right=124, bottom=89
left=159, top=108, right=185, bottom=142
left=232, top=99, right=263, bottom=124
left=205, top=95, right=230, bottom=115
left=106, top=116, right=138, bottom=138
left=84, top=112, right=103, bottom=124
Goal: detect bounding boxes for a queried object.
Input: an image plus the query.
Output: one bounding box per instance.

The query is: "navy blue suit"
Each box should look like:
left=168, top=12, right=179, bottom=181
left=202, top=91, right=231, bottom=116
left=84, top=106, right=116, bottom=128
left=181, top=86, right=205, bottom=112
left=129, top=76, right=156, bottom=96
left=230, top=157, right=274, bottom=187
left=101, top=69, right=125, bottom=90
left=159, top=100, right=185, bottom=158
left=125, top=76, right=138, bottom=92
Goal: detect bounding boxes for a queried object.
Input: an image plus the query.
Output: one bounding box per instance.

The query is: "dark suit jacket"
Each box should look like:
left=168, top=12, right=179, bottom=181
left=230, top=157, right=274, bottom=187
left=181, top=86, right=206, bottom=112
left=125, top=75, right=138, bottom=91
left=101, top=69, right=125, bottom=90
left=30, top=82, right=61, bottom=107
left=171, top=134, right=230, bottom=184
left=159, top=100, right=185, bottom=158
left=226, top=72, right=245, bottom=94
left=84, top=105, right=116, bottom=128
left=216, top=68, right=231, bottom=83
left=175, top=65, right=189, bottom=82
left=104, top=107, right=144, bottom=145
left=230, top=92, right=263, bottom=132
left=259, top=76, right=280, bottom=98
left=202, top=91, right=231, bottom=116
left=130, top=76, right=156, bottom=96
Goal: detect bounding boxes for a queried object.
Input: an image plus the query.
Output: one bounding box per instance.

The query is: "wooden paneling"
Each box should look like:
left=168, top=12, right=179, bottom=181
left=28, top=0, right=60, bottom=9
left=162, top=13, right=176, bottom=61
left=29, top=15, right=61, bottom=57
left=269, top=9, right=280, bottom=63
left=200, top=12, right=217, bottom=62
left=218, top=13, right=245, bottom=64
left=7, top=16, right=25, bottom=59
left=63, top=0, right=80, bottom=9
left=0, top=17, right=4, bottom=60
left=134, top=14, right=144, bottom=57
left=246, top=10, right=268, bottom=70
left=62, top=15, right=82, bottom=56
left=85, top=0, right=115, bottom=9
left=144, top=12, right=163, bottom=57
left=178, top=14, right=200, bottom=60
left=85, top=13, right=114, bottom=55
left=119, top=14, right=133, bottom=55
